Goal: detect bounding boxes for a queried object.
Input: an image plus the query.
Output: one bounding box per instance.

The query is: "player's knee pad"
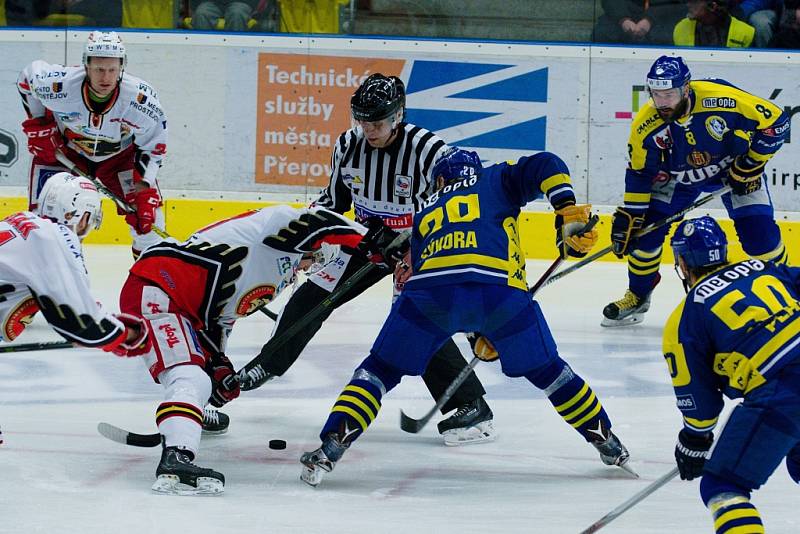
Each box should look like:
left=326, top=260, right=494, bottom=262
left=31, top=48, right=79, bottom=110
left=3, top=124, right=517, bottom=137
left=357, top=353, right=404, bottom=392
left=140, top=312, right=206, bottom=380
left=160, top=364, right=212, bottom=409
left=706, top=490, right=764, bottom=534
left=700, top=473, right=751, bottom=506
left=524, top=358, right=568, bottom=391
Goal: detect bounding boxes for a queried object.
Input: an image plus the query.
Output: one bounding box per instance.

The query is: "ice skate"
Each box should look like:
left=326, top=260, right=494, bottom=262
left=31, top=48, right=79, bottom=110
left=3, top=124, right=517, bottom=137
left=201, top=407, right=229, bottom=435
left=300, top=432, right=350, bottom=487
left=587, top=422, right=638, bottom=478
left=601, top=290, right=652, bottom=327
left=437, top=397, right=497, bottom=446
left=300, top=446, right=336, bottom=487
left=152, top=446, right=225, bottom=495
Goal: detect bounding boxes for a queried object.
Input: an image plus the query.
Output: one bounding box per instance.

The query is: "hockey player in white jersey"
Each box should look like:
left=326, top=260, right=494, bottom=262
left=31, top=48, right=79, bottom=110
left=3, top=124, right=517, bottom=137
left=0, top=172, right=144, bottom=351
left=115, top=205, right=371, bottom=495
left=17, top=31, right=168, bottom=256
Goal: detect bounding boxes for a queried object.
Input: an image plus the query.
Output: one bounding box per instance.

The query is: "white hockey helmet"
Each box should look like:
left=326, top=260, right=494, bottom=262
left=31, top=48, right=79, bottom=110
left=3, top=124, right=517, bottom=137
left=83, top=31, right=127, bottom=69
left=37, top=172, right=103, bottom=238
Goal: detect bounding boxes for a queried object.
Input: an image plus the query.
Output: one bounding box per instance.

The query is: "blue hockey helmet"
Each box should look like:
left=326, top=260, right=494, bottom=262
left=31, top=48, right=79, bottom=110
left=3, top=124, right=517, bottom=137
left=646, top=56, right=691, bottom=92
left=431, top=147, right=482, bottom=185
left=670, top=216, right=728, bottom=269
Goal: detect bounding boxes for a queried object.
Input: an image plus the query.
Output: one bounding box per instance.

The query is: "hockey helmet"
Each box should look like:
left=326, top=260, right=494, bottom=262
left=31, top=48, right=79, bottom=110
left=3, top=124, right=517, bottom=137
left=83, top=31, right=127, bottom=69
left=670, top=216, right=728, bottom=270
left=351, top=74, right=405, bottom=122
left=431, top=147, right=482, bottom=185
left=646, top=56, right=691, bottom=92
left=37, top=172, right=103, bottom=238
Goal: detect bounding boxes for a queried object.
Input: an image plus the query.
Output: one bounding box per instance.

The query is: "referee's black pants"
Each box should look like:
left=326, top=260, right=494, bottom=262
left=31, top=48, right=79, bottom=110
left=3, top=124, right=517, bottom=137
left=257, top=254, right=486, bottom=414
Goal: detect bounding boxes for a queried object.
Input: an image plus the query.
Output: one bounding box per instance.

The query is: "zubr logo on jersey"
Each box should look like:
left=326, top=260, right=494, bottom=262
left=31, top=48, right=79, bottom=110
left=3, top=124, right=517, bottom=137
left=404, top=60, right=548, bottom=152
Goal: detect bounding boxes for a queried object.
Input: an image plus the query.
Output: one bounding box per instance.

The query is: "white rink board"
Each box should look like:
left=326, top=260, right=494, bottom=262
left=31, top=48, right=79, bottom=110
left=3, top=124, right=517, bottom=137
left=0, top=31, right=798, bottom=210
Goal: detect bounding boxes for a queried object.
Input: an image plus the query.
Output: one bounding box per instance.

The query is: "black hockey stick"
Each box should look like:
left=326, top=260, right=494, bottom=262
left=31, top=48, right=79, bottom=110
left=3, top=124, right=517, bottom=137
left=55, top=151, right=170, bottom=239
left=97, top=422, right=161, bottom=447
left=0, top=340, right=73, bottom=353
left=399, top=216, right=598, bottom=434
left=540, top=186, right=732, bottom=290
left=237, top=259, right=381, bottom=390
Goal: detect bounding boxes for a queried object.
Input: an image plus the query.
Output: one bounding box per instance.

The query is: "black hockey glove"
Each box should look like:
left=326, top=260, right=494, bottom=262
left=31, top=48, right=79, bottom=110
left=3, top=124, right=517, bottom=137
left=466, top=332, right=498, bottom=362
left=728, top=155, right=765, bottom=196
left=675, top=429, right=713, bottom=480
left=610, top=207, right=644, bottom=258
left=206, top=353, right=241, bottom=408
left=263, top=210, right=359, bottom=254
left=357, top=217, right=410, bottom=269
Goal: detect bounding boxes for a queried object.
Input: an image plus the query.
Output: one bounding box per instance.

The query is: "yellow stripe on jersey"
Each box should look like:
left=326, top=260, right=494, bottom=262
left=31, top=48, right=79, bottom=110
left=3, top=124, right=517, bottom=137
left=419, top=253, right=508, bottom=272
left=539, top=173, right=571, bottom=195
left=712, top=352, right=766, bottom=393
left=684, top=415, right=719, bottom=432
left=692, top=80, right=783, bottom=129
left=750, top=315, right=800, bottom=372
left=623, top=192, right=652, bottom=204
left=627, top=104, right=663, bottom=170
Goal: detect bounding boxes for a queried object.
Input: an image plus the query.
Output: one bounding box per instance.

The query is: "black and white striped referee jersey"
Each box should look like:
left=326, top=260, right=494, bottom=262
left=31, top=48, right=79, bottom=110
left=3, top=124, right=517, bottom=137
left=313, top=123, right=450, bottom=231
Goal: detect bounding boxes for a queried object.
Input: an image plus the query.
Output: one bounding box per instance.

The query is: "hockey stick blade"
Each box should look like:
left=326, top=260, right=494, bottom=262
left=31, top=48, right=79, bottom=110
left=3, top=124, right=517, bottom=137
left=399, top=356, right=481, bottom=433
left=97, top=422, right=161, bottom=447
left=0, top=340, right=73, bottom=353
left=579, top=467, right=679, bottom=533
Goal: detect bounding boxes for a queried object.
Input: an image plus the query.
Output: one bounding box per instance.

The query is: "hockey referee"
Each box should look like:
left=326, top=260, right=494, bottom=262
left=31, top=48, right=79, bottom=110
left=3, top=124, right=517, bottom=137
left=240, top=73, right=496, bottom=446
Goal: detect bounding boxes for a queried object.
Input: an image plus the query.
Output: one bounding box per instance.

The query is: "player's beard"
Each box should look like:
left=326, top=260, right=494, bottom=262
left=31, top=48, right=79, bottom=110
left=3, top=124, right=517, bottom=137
left=656, top=97, right=688, bottom=123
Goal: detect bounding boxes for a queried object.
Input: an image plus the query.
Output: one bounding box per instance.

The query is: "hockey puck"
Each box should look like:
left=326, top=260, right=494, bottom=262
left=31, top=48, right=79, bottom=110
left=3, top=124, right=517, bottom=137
left=268, top=439, right=287, bottom=450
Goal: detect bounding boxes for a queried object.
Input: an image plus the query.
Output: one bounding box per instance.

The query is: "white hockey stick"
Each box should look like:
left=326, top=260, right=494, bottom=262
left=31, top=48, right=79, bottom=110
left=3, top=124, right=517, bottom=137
left=579, top=466, right=679, bottom=533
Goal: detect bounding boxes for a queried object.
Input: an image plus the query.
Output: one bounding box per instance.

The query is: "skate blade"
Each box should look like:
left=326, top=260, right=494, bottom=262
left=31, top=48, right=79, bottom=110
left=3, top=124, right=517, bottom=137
left=618, top=461, right=640, bottom=478
left=600, top=314, right=645, bottom=328
left=201, top=427, right=228, bottom=436
left=442, top=422, right=498, bottom=447
left=151, top=475, right=224, bottom=496
left=300, top=465, right=325, bottom=487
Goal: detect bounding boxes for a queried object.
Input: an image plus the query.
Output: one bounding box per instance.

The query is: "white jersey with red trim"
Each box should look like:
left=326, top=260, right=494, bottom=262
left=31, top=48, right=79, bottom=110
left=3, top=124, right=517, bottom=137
left=0, top=212, right=124, bottom=345
left=130, top=205, right=365, bottom=354
left=17, top=61, right=167, bottom=185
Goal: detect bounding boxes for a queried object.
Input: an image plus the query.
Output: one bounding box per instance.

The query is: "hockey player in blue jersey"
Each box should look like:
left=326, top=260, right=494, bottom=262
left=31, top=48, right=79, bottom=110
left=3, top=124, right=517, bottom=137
left=664, top=216, right=800, bottom=533
left=299, top=148, right=636, bottom=487
left=603, top=55, right=791, bottom=327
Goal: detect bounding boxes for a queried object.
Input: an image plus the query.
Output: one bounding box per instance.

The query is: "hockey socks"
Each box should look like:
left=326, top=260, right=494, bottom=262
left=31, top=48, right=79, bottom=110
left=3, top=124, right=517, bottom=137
left=708, top=494, right=764, bottom=534
left=525, top=361, right=611, bottom=442
left=321, top=379, right=383, bottom=447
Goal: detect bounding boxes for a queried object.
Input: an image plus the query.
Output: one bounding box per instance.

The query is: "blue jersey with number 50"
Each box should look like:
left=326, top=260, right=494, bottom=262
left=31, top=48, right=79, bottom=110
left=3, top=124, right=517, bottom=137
left=662, top=259, right=800, bottom=433
left=405, top=152, right=576, bottom=291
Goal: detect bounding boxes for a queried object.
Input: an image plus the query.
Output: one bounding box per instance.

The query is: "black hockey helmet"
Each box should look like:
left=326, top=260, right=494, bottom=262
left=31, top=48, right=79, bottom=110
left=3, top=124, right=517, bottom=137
left=351, top=73, right=405, bottom=122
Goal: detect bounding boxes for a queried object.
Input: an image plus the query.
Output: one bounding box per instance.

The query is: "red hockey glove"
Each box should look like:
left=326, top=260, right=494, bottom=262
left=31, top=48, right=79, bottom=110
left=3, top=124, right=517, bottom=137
left=206, top=354, right=241, bottom=408
left=125, top=187, right=161, bottom=234
left=106, top=313, right=150, bottom=357
left=22, top=117, right=64, bottom=164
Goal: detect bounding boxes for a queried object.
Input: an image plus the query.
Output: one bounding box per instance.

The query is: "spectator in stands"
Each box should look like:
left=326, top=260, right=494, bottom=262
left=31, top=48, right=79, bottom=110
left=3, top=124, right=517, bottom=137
left=4, top=1, right=51, bottom=25
left=731, top=0, right=782, bottom=47
left=43, top=0, right=122, bottom=26
left=673, top=0, right=755, bottom=47
left=771, top=0, right=800, bottom=47
left=594, top=0, right=686, bottom=45
left=191, top=0, right=259, bottom=31
left=277, top=0, right=349, bottom=33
